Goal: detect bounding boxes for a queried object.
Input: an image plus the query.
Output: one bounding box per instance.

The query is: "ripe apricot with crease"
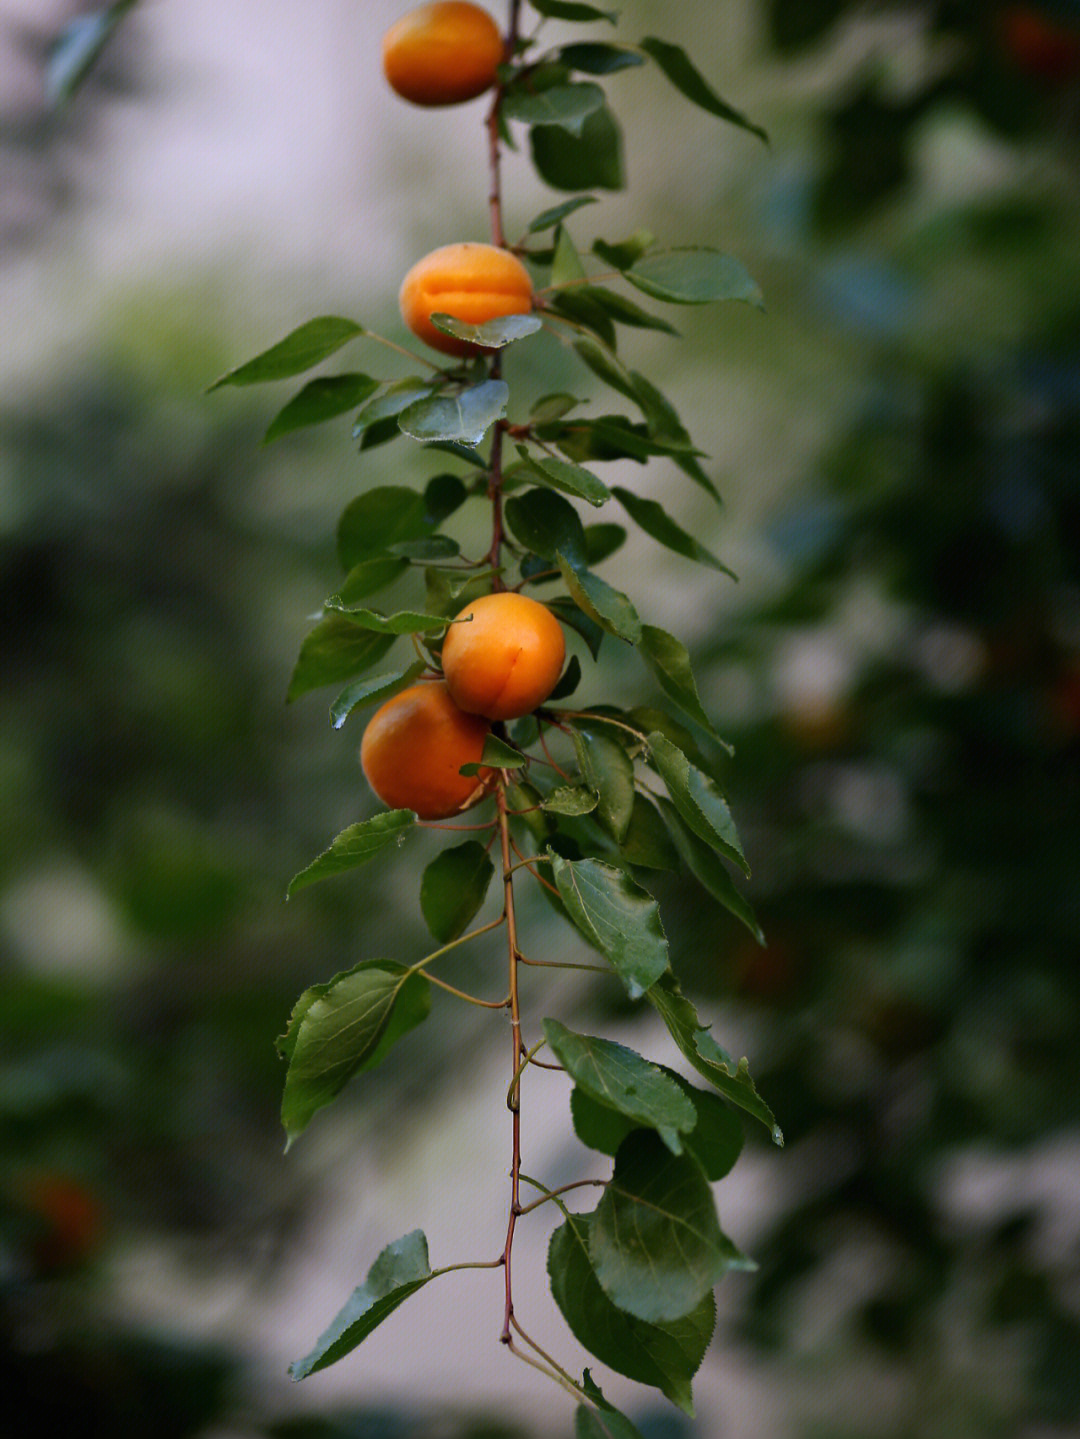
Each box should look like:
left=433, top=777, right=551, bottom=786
left=442, top=592, right=566, bottom=721
left=360, top=680, right=494, bottom=819
left=399, top=242, right=534, bottom=356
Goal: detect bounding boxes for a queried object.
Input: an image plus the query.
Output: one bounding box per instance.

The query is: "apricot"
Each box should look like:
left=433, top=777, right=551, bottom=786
left=360, top=680, right=493, bottom=819
left=382, top=3, right=504, bottom=107
left=399, top=242, right=534, bottom=356
left=442, top=592, right=566, bottom=721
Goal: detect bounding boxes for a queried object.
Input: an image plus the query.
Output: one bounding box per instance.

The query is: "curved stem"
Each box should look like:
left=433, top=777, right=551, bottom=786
left=405, top=916, right=505, bottom=979
left=425, top=971, right=511, bottom=1009
left=516, top=1178, right=607, bottom=1217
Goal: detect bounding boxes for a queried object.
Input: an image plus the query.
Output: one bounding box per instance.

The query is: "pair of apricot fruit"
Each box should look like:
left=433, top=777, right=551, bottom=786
left=360, top=594, right=565, bottom=819
left=383, top=6, right=534, bottom=354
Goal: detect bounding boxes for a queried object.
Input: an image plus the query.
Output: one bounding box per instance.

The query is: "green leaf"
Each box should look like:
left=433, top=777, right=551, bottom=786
left=334, top=557, right=410, bottom=606
left=549, top=1211, right=715, bottom=1415
left=503, top=81, right=606, bottom=135
left=548, top=290, right=617, bottom=349
left=639, top=37, right=768, bottom=143
left=531, top=104, right=624, bottom=192
left=637, top=623, right=716, bottom=735
left=583, top=522, right=627, bottom=565
left=530, top=0, right=618, bottom=22
left=571, top=1072, right=742, bottom=1180
left=573, top=338, right=640, bottom=404
left=46, top=0, right=138, bottom=108
left=420, top=841, right=495, bottom=943
left=569, top=285, right=678, bottom=335
left=592, top=231, right=655, bottom=270
left=505, top=486, right=588, bottom=569
left=264, top=373, right=380, bottom=442
left=287, top=811, right=417, bottom=896
left=330, top=663, right=427, bottom=729
left=646, top=971, right=782, bottom=1142
left=322, top=605, right=449, bottom=635
left=424, top=473, right=468, bottom=525
left=613, top=487, right=731, bottom=574
left=530, top=392, right=582, bottom=423
left=352, top=379, right=435, bottom=439
left=549, top=852, right=668, bottom=999
left=209, top=317, right=364, bottom=390
left=552, top=225, right=589, bottom=286
left=648, top=731, right=749, bottom=875
left=543, top=1019, right=696, bottom=1153
left=549, top=653, right=583, bottom=700
left=388, top=534, right=460, bottom=561
left=337, top=487, right=431, bottom=570
left=548, top=597, right=605, bottom=661
left=517, top=445, right=610, bottom=507
left=657, top=799, right=763, bottom=944
left=620, top=793, right=680, bottom=870
left=558, top=42, right=646, bottom=75
left=398, top=380, right=509, bottom=446
left=460, top=733, right=525, bottom=777
left=289, top=1231, right=435, bottom=1379
left=625, top=249, right=763, bottom=307
left=590, top=1131, right=745, bottom=1323
left=428, top=313, right=543, bottom=348
left=557, top=555, right=642, bottom=644
left=528, top=196, right=598, bottom=233
left=577, top=1376, right=647, bottom=1439
left=571, top=726, right=635, bottom=842
left=542, top=784, right=598, bottom=816
left=287, top=618, right=395, bottom=701
left=279, top=963, right=430, bottom=1145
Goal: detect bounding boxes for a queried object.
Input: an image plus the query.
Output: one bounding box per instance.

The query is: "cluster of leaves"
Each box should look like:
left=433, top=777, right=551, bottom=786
left=208, top=2, right=781, bottom=1429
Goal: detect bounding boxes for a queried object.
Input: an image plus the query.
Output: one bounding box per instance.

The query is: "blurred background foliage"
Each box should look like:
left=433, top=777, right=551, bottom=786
left=2, top=1, right=1079, bottom=1436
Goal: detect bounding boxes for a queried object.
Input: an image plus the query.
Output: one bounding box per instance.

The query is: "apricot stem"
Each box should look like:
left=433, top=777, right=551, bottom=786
left=515, top=1178, right=607, bottom=1217
left=405, top=916, right=506, bottom=979
left=425, top=971, right=510, bottom=1009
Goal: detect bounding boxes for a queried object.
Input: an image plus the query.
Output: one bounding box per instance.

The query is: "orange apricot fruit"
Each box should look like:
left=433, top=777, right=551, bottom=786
left=441, top=592, right=566, bottom=721
left=399, top=242, right=534, bottom=356
left=382, top=3, right=504, bottom=108
left=360, top=680, right=493, bottom=819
